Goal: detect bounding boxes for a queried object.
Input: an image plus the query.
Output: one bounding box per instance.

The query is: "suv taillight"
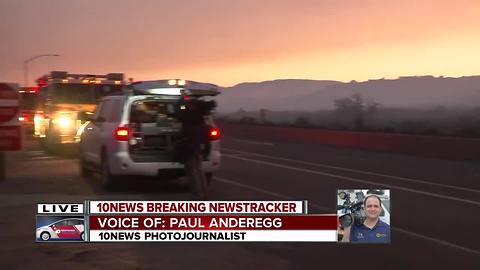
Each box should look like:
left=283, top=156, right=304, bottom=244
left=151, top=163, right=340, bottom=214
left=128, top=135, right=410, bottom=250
left=209, top=127, right=220, bottom=140
left=115, top=127, right=130, bottom=141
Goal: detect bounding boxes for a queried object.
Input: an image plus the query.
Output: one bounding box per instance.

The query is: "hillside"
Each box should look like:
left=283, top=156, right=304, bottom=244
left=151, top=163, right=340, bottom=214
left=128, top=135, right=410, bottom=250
left=216, top=76, right=480, bottom=113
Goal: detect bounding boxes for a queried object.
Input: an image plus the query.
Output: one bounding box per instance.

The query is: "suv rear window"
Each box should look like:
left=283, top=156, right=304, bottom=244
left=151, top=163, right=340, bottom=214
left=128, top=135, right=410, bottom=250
left=130, top=100, right=177, bottom=123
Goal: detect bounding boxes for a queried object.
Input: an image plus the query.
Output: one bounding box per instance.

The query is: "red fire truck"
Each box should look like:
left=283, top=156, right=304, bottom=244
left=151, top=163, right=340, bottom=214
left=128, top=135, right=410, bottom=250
left=33, top=71, right=125, bottom=152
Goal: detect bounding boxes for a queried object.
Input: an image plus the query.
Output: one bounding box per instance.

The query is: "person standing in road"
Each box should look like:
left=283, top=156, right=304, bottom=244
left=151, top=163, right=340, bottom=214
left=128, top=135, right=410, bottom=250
left=175, top=92, right=214, bottom=199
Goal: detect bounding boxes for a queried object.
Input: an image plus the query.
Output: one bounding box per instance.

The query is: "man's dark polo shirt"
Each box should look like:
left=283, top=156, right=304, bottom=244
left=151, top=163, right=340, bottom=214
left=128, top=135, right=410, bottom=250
left=350, top=220, right=390, bottom=243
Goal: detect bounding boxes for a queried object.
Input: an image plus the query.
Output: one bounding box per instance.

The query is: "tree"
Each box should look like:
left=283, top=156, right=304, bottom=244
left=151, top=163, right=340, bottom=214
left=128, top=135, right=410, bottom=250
left=293, top=116, right=310, bottom=127
left=365, top=98, right=380, bottom=125
left=333, top=93, right=380, bottom=130
left=259, top=109, right=268, bottom=123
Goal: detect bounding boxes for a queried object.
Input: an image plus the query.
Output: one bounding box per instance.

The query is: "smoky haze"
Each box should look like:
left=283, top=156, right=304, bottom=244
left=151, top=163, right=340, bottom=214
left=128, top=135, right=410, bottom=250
left=216, top=76, right=480, bottom=113
left=2, top=1, right=480, bottom=86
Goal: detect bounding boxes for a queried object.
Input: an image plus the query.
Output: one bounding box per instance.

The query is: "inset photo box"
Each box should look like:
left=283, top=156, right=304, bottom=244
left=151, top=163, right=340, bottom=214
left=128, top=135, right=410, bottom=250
left=337, top=189, right=390, bottom=243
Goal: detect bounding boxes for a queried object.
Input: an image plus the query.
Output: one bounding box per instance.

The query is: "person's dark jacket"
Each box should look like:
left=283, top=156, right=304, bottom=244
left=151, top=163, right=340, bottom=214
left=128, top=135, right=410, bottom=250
left=174, top=98, right=215, bottom=162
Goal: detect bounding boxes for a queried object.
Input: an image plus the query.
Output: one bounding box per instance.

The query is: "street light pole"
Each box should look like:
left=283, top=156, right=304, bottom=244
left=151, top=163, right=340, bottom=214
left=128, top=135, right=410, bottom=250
left=23, top=54, right=60, bottom=86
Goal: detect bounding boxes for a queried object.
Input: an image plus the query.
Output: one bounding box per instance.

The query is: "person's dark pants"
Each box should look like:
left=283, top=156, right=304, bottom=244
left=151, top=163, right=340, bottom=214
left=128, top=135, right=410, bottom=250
left=185, top=147, right=208, bottom=199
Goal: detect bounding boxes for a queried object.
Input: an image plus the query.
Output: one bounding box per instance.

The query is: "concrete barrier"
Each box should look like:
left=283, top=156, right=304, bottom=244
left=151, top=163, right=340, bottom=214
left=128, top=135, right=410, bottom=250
left=219, top=123, right=480, bottom=160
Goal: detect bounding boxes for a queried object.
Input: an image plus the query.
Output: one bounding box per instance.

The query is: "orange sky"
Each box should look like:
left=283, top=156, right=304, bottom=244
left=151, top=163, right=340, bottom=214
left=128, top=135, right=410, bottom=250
left=1, top=0, right=479, bottom=86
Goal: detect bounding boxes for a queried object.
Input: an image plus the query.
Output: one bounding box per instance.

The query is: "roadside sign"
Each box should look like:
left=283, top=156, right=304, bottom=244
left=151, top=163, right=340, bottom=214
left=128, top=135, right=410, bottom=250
left=0, top=83, right=18, bottom=99
left=0, top=83, right=21, bottom=151
left=0, top=125, right=21, bottom=151
left=0, top=106, right=19, bottom=123
left=0, top=83, right=19, bottom=123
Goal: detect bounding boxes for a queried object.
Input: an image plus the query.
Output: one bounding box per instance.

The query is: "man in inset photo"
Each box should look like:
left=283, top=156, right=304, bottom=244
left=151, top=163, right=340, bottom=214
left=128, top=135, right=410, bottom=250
left=338, top=189, right=391, bottom=243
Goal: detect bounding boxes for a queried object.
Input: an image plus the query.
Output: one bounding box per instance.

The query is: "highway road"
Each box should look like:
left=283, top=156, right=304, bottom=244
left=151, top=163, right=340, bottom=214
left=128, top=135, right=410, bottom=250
left=1, top=135, right=479, bottom=269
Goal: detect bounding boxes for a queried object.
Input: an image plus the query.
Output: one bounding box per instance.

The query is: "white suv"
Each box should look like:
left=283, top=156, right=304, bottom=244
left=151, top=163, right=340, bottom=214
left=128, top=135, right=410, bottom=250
left=79, top=80, right=221, bottom=189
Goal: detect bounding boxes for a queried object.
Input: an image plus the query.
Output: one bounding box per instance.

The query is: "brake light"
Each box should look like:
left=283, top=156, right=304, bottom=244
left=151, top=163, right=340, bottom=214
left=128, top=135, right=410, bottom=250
left=36, top=78, right=48, bottom=87
left=115, top=127, right=130, bottom=141
left=210, top=127, right=220, bottom=140
left=19, top=112, right=30, bottom=122
left=28, top=86, right=38, bottom=93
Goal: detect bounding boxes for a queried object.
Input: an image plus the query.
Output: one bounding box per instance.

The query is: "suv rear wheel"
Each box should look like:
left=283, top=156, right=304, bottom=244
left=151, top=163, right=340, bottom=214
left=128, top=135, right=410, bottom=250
left=80, top=155, right=93, bottom=178
left=101, top=154, right=117, bottom=190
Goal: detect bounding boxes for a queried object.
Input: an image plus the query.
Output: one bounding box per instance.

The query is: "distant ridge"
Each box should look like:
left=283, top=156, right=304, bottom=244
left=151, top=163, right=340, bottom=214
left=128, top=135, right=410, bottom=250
left=216, top=76, right=480, bottom=113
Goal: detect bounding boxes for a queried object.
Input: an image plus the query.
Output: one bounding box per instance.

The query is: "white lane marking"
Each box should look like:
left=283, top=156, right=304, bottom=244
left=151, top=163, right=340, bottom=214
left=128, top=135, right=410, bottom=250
left=224, top=147, right=480, bottom=195
left=29, top=156, right=56, bottom=160
left=214, top=175, right=480, bottom=256
left=214, top=176, right=331, bottom=212
left=392, top=228, right=480, bottom=256
left=27, top=150, right=45, bottom=156
left=230, top=138, right=275, bottom=146
left=223, top=153, right=245, bottom=158
left=223, top=154, right=480, bottom=207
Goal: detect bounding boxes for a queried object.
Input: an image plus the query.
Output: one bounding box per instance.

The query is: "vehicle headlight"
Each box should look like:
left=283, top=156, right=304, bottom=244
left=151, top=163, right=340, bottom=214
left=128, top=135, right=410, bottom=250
left=53, top=116, right=73, bottom=128
left=34, top=114, right=43, bottom=123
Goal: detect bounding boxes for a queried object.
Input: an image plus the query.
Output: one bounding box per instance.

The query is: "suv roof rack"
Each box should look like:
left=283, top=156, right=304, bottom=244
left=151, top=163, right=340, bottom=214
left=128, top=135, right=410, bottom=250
left=128, top=79, right=220, bottom=97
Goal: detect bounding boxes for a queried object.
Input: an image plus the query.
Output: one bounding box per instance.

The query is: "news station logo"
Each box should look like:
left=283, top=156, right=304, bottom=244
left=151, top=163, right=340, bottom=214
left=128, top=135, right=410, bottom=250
left=36, top=203, right=85, bottom=242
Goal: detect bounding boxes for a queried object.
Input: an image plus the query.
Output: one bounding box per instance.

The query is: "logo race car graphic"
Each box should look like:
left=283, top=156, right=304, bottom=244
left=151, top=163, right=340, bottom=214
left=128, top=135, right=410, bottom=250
left=36, top=217, right=85, bottom=241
